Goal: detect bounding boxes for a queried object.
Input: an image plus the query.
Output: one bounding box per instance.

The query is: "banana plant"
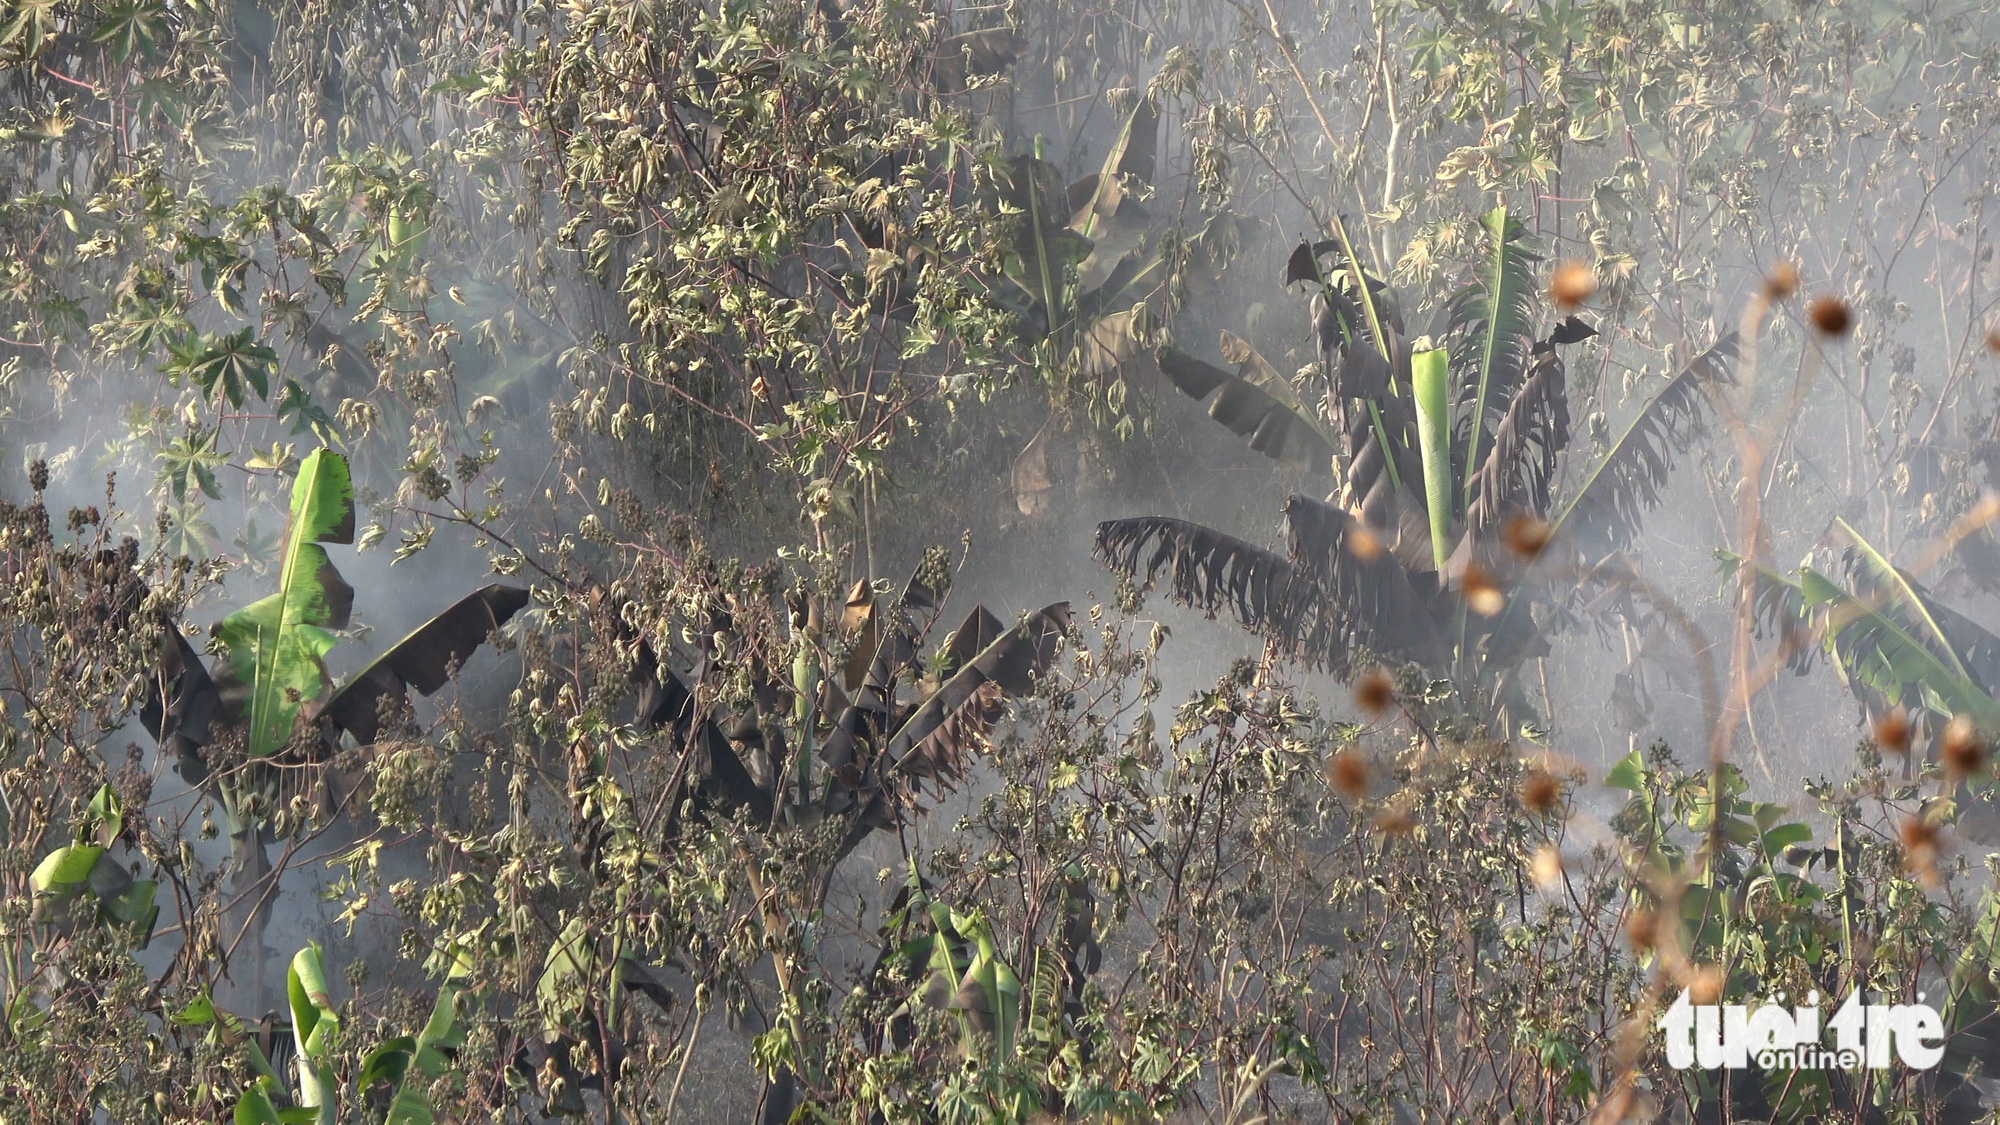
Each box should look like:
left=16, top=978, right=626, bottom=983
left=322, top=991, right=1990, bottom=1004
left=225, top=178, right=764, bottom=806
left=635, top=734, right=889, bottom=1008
left=1722, top=517, right=2000, bottom=731
left=134, top=447, right=528, bottom=979
left=532, top=566, right=1074, bottom=1118
left=867, top=868, right=1099, bottom=1119
left=28, top=783, right=159, bottom=945
left=625, top=564, right=1070, bottom=848
left=985, top=97, right=1164, bottom=394
left=220, top=942, right=472, bottom=1125
left=1098, top=207, right=1737, bottom=728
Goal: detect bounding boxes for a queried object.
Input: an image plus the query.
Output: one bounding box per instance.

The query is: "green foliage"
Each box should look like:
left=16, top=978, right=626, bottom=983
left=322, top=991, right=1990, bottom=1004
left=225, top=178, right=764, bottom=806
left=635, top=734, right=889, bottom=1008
left=214, top=449, right=356, bottom=760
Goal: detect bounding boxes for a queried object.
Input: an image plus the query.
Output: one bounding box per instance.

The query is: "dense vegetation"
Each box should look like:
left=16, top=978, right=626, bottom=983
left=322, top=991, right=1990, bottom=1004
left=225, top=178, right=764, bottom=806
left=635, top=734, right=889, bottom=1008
left=5, top=0, right=2000, bottom=1120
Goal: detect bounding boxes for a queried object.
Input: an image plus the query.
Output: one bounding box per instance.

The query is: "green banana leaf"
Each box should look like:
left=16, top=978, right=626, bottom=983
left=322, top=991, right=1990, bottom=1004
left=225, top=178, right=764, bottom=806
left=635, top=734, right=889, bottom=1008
left=1801, top=566, right=2000, bottom=727
left=287, top=944, right=340, bottom=1125
left=215, top=449, right=355, bottom=758
left=1832, top=517, right=1975, bottom=682
left=360, top=946, right=471, bottom=1125
left=28, top=785, right=159, bottom=944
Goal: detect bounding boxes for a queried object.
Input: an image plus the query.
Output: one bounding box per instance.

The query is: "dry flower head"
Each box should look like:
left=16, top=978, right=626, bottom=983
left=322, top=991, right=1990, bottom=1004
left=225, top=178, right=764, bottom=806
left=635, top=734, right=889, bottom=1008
left=1625, top=908, right=1659, bottom=954
left=1354, top=669, right=1393, bottom=715
left=1502, top=513, right=1551, bottom=559
left=1462, top=563, right=1505, bottom=617
left=1330, top=748, right=1370, bottom=799
left=1346, top=524, right=1383, bottom=562
left=1900, top=816, right=1941, bottom=885
left=1809, top=294, right=1853, bottom=336
left=1550, top=260, right=1595, bottom=310
left=1520, top=768, right=1562, bottom=816
left=1763, top=261, right=1799, bottom=300
left=1872, top=707, right=1911, bottom=755
left=1530, top=843, right=1564, bottom=892
left=1943, top=714, right=1986, bottom=779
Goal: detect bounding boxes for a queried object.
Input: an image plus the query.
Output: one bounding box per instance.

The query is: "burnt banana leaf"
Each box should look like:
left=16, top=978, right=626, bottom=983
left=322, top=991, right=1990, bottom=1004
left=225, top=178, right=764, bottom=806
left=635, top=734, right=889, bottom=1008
left=881, top=602, right=1071, bottom=785
left=1156, top=342, right=1334, bottom=472
left=322, top=584, right=530, bottom=746
left=140, top=627, right=227, bottom=784
left=939, top=605, right=1007, bottom=679
left=1466, top=348, right=1570, bottom=533
left=1447, top=206, right=1540, bottom=507
left=629, top=643, right=773, bottom=823
left=1094, top=516, right=1338, bottom=665
left=1284, top=495, right=1449, bottom=674
left=1554, top=333, right=1739, bottom=559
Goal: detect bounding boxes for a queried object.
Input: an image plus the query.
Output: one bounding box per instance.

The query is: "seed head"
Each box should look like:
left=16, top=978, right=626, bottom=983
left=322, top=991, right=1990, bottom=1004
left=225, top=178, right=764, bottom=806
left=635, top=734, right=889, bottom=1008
left=1550, top=261, right=1596, bottom=310
left=1346, top=524, right=1383, bottom=562
left=1625, top=908, right=1659, bottom=954
left=1373, top=808, right=1415, bottom=836
left=1942, top=715, right=1986, bottom=779
left=1683, top=964, right=1725, bottom=1005
left=1503, top=514, right=1551, bottom=559
left=1330, top=748, right=1370, bottom=799
left=1520, top=768, right=1563, bottom=816
left=1763, top=261, right=1799, bottom=300
left=1354, top=669, right=1394, bottom=715
left=1900, top=816, right=1941, bottom=885
left=27, top=459, right=47, bottom=493
left=1529, top=844, right=1565, bottom=892
left=1462, top=563, right=1505, bottom=617
left=1808, top=295, right=1853, bottom=337
left=1872, top=707, right=1911, bottom=755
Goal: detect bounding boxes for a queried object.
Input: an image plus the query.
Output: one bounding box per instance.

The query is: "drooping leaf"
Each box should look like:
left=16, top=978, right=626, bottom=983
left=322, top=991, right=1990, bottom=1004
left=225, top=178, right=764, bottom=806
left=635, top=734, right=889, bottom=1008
left=322, top=584, right=530, bottom=745
left=1156, top=342, right=1334, bottom=472
left=988, top=154, right=1091, bottom=328
left=1094, top=517, right=1334, bottom=663
left=1283, top=494, right=1449, bottom=675
left=1800, top=565, right=2000, bottom=726
left=939, top=606, right=1007, bottom=679
left=1713, top=550, right=1816, bottom=675
left=880, top=603, right=1070, bottom=787
left=138, top=626, right=225, bottom=782
left=629, top=643, right=772, bottom=823
left=1552, top=333, right=1739, bottom=559
left=1833, top=517, right=1976, bottom=684
left=214, top=449, right=355, bottom=759
left=934, top=26, right=1028, bottom=92
left=1467, top=346, right=1571, bottom=532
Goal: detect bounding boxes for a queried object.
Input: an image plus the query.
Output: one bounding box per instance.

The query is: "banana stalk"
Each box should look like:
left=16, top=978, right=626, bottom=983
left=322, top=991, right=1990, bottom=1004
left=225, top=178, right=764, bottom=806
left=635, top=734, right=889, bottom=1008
left=1411, top=346, right=1454, bottom=573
